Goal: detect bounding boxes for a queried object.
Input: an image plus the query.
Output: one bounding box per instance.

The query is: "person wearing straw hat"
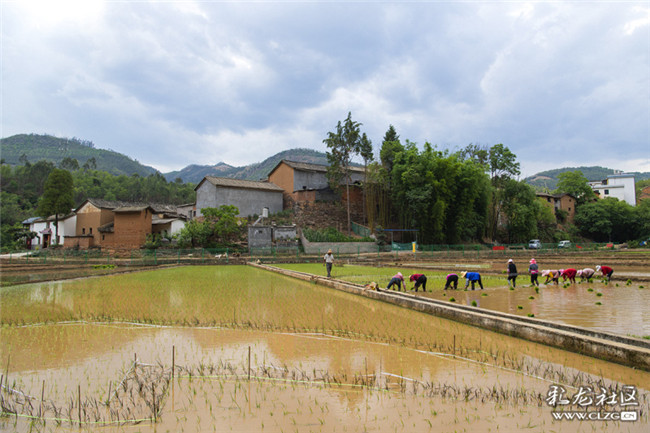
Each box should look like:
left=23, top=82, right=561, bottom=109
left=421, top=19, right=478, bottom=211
left=323, top=249, right=334, bottom=278
left=461, top=271, right=484, bottom=290
left=528, top=258, right=539, bottom=287
left=387, top=272, right=405, bottom=291
left=577, top=267, right=595, bottom=282
left=541, top=269, right=560, bottom=285
left=507, top=259, right=518, bottom=288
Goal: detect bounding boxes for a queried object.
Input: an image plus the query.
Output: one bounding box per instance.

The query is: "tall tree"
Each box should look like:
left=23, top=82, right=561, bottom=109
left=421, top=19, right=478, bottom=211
left=554, top=170, right=596, bottom=205
left=323, top=112, right=364, bottom=234
left=486, top=143, right=521, bottom=241
left=37, top=168, right=75, bottom=245
left=358, top=132, right=373, bottom=224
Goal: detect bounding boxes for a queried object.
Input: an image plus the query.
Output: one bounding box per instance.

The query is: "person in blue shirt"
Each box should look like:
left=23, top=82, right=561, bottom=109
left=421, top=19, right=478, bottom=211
left=461, top=271, right=484, bottom=290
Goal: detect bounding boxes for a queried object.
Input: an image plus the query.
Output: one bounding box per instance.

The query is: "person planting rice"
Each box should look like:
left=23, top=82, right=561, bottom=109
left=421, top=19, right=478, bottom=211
left=444, top=273, right=459, bottom=290
left=577, top=268, right=595, bottom=282
left=323, top=249, right=334, bottom=278
left=409, top=273, right=427, bottom=292
left=507, top=259, right=518, bottom=288
left=461, top=271, right=484, bottom=290
left=596, top=265, right=614, bottom=281
left=561, top=268, right=578, bottom=284
left=387, top=272, right=405, bottom=291
left=528, top=258, right=539, bottom=287
left=541, top=269, right=560, bottom=285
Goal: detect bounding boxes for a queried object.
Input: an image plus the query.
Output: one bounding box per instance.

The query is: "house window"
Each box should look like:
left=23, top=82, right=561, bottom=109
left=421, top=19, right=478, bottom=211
left=82, top=228, right=85, bottom=234
left=102, top=235, right=105, bottom=240
left=604, top=190, right=609, bottom=195
left=90, top=228, right=93, bottom=234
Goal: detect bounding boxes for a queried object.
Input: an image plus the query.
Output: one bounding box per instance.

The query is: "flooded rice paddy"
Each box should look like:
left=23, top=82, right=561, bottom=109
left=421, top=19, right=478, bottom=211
left=0, top=265, right=648, bottom=432
left=275, top=264, right=650, bottom=337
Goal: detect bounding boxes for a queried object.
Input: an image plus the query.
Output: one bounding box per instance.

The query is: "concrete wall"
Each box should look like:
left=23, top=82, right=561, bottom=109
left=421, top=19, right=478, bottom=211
left=249, top=226, right=273, bottom=249
left=251, top=263, right=650, bottom=371
left=274, top=225, right=297, bottom=241
left=196, top=183, right=283, bottom=217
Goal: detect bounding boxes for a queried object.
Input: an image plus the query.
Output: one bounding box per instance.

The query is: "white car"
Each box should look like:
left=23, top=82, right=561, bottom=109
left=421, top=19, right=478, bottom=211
left=558, top=240, right=571, bottom=248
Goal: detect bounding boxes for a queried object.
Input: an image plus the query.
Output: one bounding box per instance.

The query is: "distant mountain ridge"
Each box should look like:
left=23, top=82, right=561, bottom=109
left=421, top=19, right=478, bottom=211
left=524, top=166, right=650, bottom=191
left=163, top=148, right=330, bottom=183
left=4, top=133, right=649, bottom=189
left=0, top=134, right=157, bottom=177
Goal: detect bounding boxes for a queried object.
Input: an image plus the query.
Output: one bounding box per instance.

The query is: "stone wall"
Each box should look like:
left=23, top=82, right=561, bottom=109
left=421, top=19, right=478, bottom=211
left=293, top=200, right=364, bottom=231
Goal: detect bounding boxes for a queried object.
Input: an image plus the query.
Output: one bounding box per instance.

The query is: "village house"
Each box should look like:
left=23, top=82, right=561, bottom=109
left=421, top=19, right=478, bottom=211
left=22, top=213, right=76, bottom=249
left=535, top=192, right=577, bottom=223
left=63, top=199, right=187, bottom=250
left=195, top=176, right=284, bottom=217
left=588, top=173, right=636, bottom=206
left=266, top=160, right=365, bottom=207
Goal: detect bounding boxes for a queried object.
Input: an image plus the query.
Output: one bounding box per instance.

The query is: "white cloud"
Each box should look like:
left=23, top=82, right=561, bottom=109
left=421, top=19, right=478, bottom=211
left=1, top=1, right=648, bottom=175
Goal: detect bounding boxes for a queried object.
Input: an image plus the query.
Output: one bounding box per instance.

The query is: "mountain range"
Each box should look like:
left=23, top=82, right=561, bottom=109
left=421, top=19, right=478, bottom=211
left=2, top=133, right=649, bottom=189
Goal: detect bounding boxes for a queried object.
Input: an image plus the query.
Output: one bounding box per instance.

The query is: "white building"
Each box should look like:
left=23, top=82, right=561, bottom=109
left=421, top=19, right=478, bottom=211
left=588, top=173, right=636, bottom=206
left=23, top=213, right=77, bottom=249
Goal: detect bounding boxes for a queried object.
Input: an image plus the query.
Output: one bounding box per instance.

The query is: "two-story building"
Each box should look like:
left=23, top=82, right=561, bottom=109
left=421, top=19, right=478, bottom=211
left=267, top=160, right=365, bottom=206
left=535, top=192, right=577, bottom=223
left=588, top=173, right=636, bottom=206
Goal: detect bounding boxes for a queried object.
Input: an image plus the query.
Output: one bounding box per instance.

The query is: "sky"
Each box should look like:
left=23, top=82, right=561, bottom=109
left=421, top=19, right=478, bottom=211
left=1, top=1, right=649, bottom=178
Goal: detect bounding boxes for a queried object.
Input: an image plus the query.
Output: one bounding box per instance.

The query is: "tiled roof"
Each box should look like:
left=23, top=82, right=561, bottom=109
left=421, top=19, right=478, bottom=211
left=281, top=160, right=365, bottom=174
left=82, top=199, right=179, bottom=214
left=200, top=176, right=284, bottom=192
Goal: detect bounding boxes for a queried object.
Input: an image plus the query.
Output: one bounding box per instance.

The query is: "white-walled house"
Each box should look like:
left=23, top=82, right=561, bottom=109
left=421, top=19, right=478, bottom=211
left=588, top=173, right=636, bottom=206
left=23, top=213, right=77, bottom=249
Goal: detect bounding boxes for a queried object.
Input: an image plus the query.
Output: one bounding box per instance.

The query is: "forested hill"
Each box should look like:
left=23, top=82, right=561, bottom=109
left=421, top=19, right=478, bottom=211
left=0, top=134, right=158, bottom=177
left=163, top=148, right=330, bottom=183
left=525, top=166, right=650, bottom=191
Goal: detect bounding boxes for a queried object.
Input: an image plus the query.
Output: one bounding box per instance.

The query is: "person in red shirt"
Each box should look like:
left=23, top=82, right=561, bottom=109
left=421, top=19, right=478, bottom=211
left=409, top=274, right=427, bottom=292
left=561, top=268, right=578, bottom=284
left=596, top=265, right=614, bottom=281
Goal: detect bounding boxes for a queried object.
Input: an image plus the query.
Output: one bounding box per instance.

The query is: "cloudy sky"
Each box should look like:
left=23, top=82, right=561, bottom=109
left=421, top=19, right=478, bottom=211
left=2, top=1, right=649, bottom=177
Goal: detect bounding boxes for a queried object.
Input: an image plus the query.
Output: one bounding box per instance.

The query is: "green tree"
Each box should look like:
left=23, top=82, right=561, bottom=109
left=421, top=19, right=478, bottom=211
left=500, top=179, right=539, bottom=243
left=555, top=170, right=595, bottom=205
left=37, top=169, right=75, bottom=245
left=485, top=143, right=520, bottom=241
left=574, top=198, right=636, bottom=242
left=323, top=112, right=365, bottom=234
left=59, top=157, right=79, bottom=171
left=176, top=205, right=243, bottom=248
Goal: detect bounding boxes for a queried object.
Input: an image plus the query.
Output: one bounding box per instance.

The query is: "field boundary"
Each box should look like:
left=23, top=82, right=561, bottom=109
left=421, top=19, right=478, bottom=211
left=250, top=263, right=650, bottom=371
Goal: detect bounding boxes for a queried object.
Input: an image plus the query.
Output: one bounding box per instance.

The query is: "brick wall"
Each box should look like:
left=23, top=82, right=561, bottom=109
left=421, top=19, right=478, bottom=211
left=113, top=210, right=152, bottom=249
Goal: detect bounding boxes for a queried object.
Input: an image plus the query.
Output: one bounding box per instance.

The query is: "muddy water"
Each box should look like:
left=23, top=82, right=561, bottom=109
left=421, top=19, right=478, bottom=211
left=419, top=281, right=650, bottom=336
left=1, top=324, right=648, bottom=432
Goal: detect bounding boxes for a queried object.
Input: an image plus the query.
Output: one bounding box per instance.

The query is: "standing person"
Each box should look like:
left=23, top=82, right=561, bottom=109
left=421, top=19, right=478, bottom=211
left=461, top=271, right=484, bottom=290
left=528, top=258, right=539, bottom=287
left=561, top=268, right=578, bottom=284
left=577, top=268, right=595, bottom=282
left=541, top=270, right=560, bottom=285
left=387, top=272, right=405, bottom=291
left=409, top=273, right=427, bottom=292
left=596, top=265, right=614, bottom=281
left=323, top=249, right=334, bottom=278
left=444, top=273, right=459, bottom=290
left=507, top=259, right=518, bottom=288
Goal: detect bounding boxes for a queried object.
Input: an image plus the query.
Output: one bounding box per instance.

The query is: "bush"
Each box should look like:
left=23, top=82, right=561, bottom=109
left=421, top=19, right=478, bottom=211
left=303, top=227, right=373, bottom=243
